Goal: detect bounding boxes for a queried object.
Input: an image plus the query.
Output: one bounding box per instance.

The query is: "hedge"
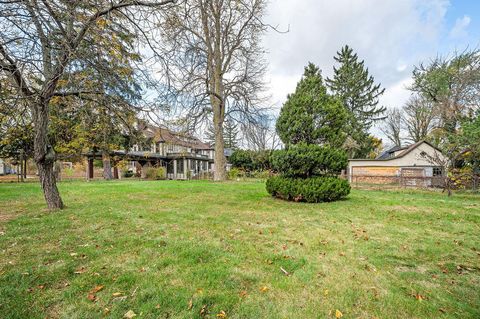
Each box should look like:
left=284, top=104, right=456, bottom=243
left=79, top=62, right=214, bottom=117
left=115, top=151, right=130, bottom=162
left=145, top=167, right=167, bottom=180
left=266, top=176, right=350, bottom=203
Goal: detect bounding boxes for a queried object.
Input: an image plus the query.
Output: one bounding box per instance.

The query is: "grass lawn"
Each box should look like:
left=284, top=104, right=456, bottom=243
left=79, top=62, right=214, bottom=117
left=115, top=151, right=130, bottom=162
left=0, top=180, right=479, bottom=319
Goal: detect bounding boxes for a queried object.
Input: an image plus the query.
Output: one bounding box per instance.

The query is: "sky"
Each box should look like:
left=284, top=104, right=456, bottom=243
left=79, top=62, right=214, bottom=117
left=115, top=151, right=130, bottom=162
left=262, top=0, right=480, bottom=135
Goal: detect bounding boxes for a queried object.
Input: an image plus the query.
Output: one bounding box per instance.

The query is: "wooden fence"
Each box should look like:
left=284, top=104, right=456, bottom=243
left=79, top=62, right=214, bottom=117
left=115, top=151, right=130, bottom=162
left=348, top=174, right=480, bottom=191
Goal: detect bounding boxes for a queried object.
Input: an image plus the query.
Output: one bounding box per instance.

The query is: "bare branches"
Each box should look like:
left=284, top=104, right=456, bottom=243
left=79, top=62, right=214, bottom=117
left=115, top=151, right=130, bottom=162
left=151, top=0, right=269, bottom=179
left=380, top=108, right=403, bottom=147
left=403, top=95, right=438, bottom=143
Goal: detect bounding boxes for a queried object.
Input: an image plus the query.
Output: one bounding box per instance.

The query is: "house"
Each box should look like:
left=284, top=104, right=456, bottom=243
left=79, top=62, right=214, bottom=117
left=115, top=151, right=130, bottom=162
left=347, top=141, right=447, bottom=187
left=129, top=124, right=214, bottom=179
left=84, top=124, right=217, bottom=180
left=0, top=159, right=14, bottom=175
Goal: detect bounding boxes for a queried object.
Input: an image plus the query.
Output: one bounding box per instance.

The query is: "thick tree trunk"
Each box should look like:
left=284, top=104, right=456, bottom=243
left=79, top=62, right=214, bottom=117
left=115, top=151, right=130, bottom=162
left=213, top=99, right=226, bottom=181
left=34, top=102, right=64, bottom=210
left=102, top=151, right=113, bottom=180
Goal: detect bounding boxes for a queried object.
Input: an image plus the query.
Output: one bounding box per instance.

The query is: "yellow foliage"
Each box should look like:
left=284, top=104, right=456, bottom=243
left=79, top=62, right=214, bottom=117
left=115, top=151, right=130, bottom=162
left=50, top=96, right=61, bottom=105
left=96, top=18, right=108, bottom=28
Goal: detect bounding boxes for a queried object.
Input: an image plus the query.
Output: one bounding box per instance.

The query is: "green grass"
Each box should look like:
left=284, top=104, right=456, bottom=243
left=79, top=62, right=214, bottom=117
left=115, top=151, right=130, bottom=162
left=0, top=180, right=479, bottom=319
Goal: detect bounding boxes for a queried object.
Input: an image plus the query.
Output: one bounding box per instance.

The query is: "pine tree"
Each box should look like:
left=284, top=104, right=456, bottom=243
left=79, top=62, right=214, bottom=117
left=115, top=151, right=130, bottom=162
left=205, top=117, right=239, bottom=149
left=326, top=45, right=386, bottom=157
left=205, top=123, right=216, bottom=146
left=276, top=63, right=348, bottom=147
left=223, top=118, right=240, bottom=149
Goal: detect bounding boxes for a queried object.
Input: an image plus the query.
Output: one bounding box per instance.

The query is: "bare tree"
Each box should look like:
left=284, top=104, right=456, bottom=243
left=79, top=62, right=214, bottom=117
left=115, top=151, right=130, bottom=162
left=154, top=0, right=270, bottom=181
left=403, top=94, right=438, bottom=143
left=380, top=108, right=403, bottom=147
left=243, top=115, right=280, bottom=151
left=0, top=0, right=174, bottom=209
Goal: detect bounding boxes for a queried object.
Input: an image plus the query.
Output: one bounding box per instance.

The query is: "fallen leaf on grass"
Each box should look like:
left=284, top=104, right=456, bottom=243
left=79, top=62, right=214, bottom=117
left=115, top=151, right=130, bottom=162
left=112, top=292, right=123, bottom=297
left=200, top=305, right=207, bottom=317
left=89, top=285, right=104, bottom=294
left=86, top=285, right=104, bottom=302
left=260, top=286, right=269, bottom=293
left=323, top=289, right=329, bottom=296
left=124, top=310, right=136, bottom=318
left=188, top=298, right=193, bottom=310
left=335, top=309, right=343, bottom=318
left=412, top=292, right=427, bottom=301
left=239, top=290, right=248, bottom=298
left=74, top=267, right=86, bottom=274
left=217, top=310, right=227, bottom=318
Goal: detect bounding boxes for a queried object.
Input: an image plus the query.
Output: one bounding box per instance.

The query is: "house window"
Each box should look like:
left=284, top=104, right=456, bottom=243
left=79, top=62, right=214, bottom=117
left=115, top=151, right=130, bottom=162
left=433, top=167, right=443, bottom=176
left=177, top=159, right=184, bottom=173
left=167, top=161, right=174, bottom=174
left=168, top=144, right=174, bottom=152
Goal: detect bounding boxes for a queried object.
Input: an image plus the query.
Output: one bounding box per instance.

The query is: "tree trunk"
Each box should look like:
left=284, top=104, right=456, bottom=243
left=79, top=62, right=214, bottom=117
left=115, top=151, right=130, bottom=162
left=23, top=158, right=27, bottom=179
left=213, top=104, right=226, bottom=181
left=102, top=151, right=113, bottom=180
left=34, top=102, right=64, bottom=210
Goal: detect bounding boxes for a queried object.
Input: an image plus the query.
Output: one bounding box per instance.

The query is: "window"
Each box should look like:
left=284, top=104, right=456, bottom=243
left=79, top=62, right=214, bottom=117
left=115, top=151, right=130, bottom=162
left=433, top=167, right=443, bottom=176
left=167, top=161, right=174, bottom=174
left=177, top=159, right=184, bottom=173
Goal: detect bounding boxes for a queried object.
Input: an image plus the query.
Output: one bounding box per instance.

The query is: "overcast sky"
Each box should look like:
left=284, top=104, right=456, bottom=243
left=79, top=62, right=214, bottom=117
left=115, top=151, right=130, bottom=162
left=262, top=0, right=480, bottom=134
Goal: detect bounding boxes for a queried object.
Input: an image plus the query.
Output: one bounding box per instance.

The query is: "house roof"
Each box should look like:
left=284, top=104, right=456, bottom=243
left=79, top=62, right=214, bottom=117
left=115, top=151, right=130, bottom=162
left=139, top=123, right=212, bottom=150
left=376, top=145, right=409, bottom=160
left=349, top=140, right=443, bottom=162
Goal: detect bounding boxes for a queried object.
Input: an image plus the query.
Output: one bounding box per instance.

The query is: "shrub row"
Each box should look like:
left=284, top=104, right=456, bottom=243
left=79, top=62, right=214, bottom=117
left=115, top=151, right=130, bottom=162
left=266, top=176, right=350, bottom=203
left=145, top=167, right=167, bottom=180
left=229, top=149, right=272, bottom=172
left=270, top=143, right=347, bottom=178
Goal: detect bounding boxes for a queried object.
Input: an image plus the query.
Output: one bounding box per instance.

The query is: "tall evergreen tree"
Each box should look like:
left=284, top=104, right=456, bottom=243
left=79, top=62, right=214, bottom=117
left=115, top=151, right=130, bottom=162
left=276, top=63, right=348, bottom=147
left=223, top=118, right=240, bottom=149
left=205, top=117, right=240, bottom=149
left=326, top=45, right=386, bottom=157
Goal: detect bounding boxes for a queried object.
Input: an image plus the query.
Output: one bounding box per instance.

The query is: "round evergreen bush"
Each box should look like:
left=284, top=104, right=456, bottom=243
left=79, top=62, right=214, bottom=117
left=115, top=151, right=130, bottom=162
left=266, top=176, right=350, bottom=203
left=270, top=143, right=347, bottom=178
